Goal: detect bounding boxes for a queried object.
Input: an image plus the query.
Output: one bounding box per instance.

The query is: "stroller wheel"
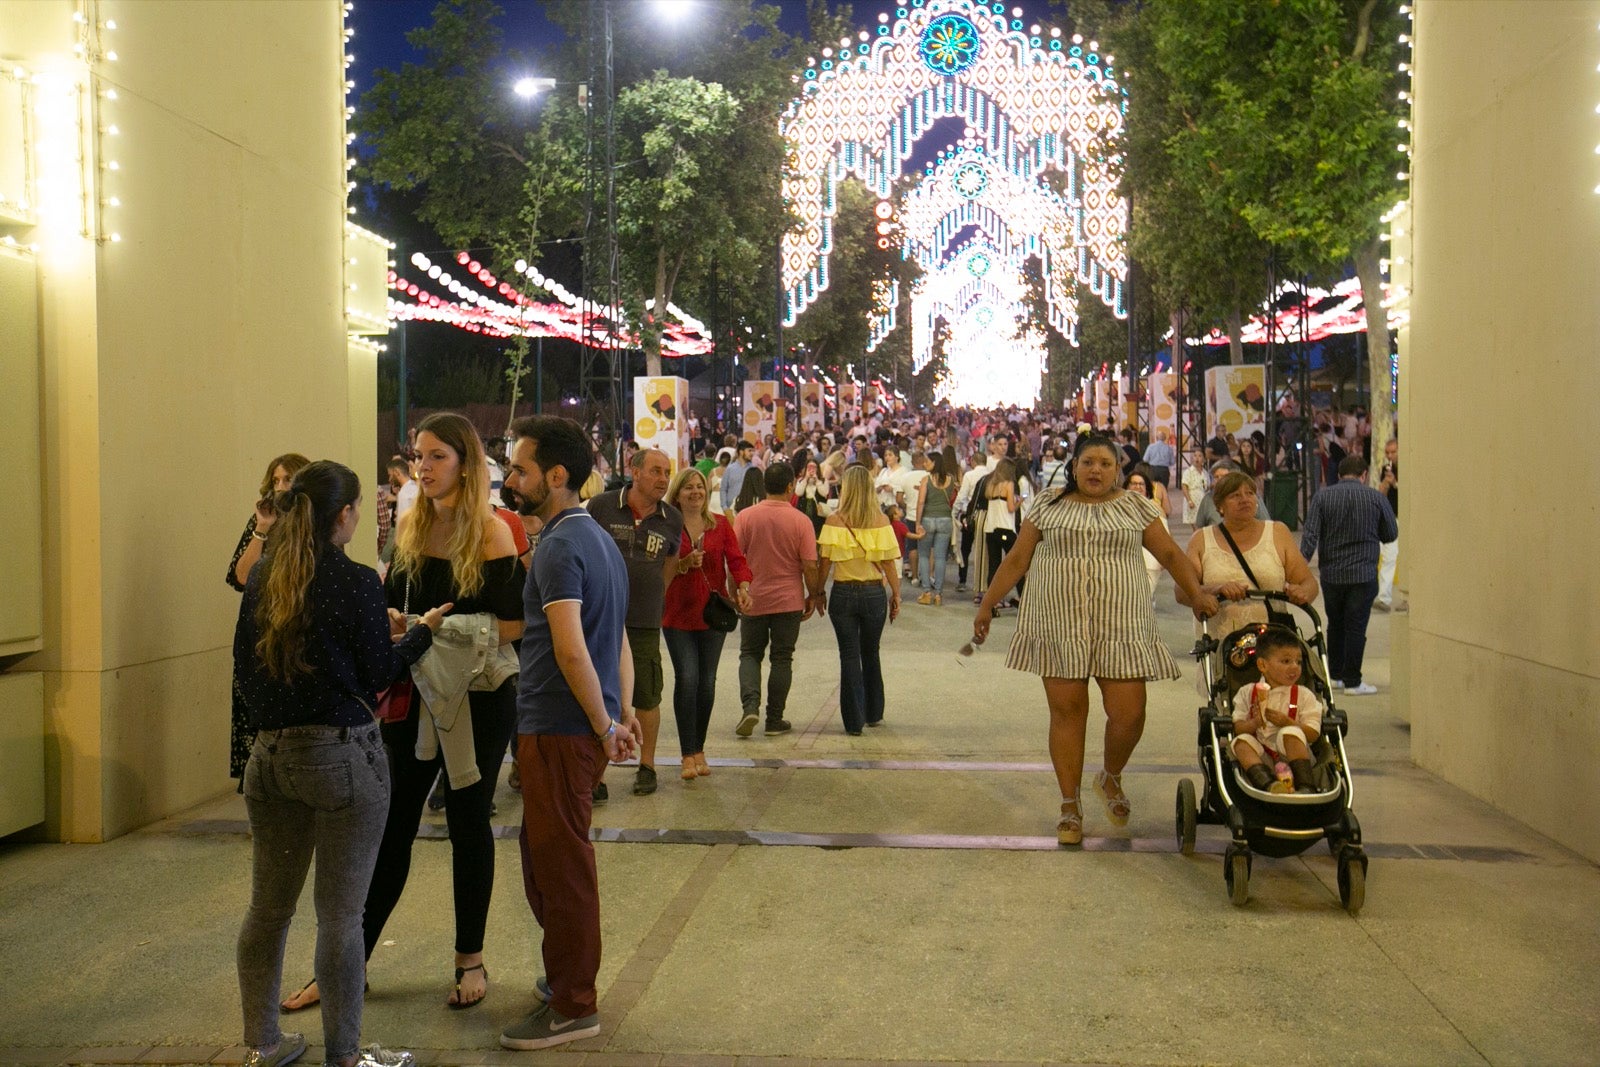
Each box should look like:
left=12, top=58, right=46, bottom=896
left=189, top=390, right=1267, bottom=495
left=1224, top=847, right=1251, bottom=907
left=1338, top=850, right=1368, bottom=916
left=1175, top=779, right=1197, bottom=855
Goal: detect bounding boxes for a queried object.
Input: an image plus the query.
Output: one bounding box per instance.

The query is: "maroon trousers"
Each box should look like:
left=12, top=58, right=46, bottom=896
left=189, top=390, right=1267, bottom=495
left=516, top=733, right=606, bottom=1018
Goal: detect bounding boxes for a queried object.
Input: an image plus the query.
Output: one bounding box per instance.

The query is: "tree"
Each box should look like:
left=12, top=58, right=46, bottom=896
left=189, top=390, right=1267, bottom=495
left=1079, top=0, right=1271, bottom=366
left=355, top=0, right=836, bottom=382
left=787, top=179, right=917, bottom=376
left=1090, top=0, right=1406, bottom=460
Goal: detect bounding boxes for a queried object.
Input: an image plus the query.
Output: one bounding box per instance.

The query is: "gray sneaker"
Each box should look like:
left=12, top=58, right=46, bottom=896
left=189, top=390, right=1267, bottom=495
left=500, top=1003, right=601, bottom=1050
left=320, top=1045, right=412, bottom=1067
left=244, top=1033, right=306, bottom=1067
left=735, top=711, right=759, bottom=738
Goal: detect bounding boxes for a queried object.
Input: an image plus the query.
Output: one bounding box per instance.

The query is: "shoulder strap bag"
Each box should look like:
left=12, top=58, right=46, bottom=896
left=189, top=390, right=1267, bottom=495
left=695, top=527, right=740, bottom=632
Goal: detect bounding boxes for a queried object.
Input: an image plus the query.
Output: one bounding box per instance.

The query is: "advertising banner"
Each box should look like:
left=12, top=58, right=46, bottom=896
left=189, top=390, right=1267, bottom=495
left=633, top=376, right=691, bottom=474
left=1146, top=372, right=1177, bottom=446
left=1092, top=378, right=1110, bottom=427
left=799, top=380, right=825, bottom=430
left=864, top=383, right=882, bottom=421
left=1205, top=365, right=1267, bottom=443
left=741, top=379, right=779, bottom=445
left=837, top=382, right=861, bottom=427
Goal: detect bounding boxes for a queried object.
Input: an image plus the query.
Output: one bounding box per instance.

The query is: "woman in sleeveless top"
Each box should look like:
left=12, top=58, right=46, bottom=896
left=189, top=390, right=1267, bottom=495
left=1179, top=470, right=1319, bottom=637
left=973, top=435, right=1219, bottom=847
left=913, top=452, right=957, bottom=604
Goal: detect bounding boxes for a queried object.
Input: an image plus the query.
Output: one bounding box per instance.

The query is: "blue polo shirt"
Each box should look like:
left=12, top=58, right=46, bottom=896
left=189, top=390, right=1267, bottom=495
left=517, top=507, right=629, bottom=736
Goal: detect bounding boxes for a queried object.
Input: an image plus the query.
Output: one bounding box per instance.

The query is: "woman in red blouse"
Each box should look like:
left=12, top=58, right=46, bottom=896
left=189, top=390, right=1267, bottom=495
left=662, top=468, right=753, bottom=780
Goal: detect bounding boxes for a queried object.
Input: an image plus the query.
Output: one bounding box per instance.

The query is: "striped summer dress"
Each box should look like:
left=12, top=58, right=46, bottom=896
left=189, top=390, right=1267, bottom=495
left=1005, top=488, right=1181, bottom=681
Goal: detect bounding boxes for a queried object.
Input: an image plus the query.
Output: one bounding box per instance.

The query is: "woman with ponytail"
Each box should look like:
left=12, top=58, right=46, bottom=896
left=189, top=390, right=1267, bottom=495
left=225, top=452, right=310, bottom=789
left=234, top=460, right=450, bottom=1067
left=972, top=434, right=1220, bottom=847
left=282, top=412, right=525, bottom=1016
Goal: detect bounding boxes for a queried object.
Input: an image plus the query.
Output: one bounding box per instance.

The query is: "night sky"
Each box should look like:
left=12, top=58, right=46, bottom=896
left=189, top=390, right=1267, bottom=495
left=349, top=0, right=1068, bottom=100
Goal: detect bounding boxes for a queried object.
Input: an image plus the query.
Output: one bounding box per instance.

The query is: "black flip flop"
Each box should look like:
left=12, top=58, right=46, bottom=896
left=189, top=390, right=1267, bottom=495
left=449, top=963, right=488, bottom=1010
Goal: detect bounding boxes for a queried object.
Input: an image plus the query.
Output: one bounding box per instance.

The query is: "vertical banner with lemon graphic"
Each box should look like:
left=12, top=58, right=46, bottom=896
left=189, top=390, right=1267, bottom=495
left=633, top=376, right=691, bottom=474
left=837, top=382, right=860, bottom=426
left=1146, top=372, right=1177, bottom=447
left=799, top=381, right=825, bottom=430
left=1204, top=365, right=1266, bottom=444
left=1116, top=373, right=1138, bottom=432
left=1092, top=378, right=1110, bottom=427
left=742, top=380, right=778, bottom=445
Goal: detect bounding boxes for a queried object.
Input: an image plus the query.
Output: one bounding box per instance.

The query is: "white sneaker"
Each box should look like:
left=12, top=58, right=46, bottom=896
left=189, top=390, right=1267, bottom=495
left=1346, top=683, right=1378, bottom=696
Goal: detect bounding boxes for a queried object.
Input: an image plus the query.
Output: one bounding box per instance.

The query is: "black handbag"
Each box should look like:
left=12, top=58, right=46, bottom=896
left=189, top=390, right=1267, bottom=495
left=693, top=537, right=740, bottom=632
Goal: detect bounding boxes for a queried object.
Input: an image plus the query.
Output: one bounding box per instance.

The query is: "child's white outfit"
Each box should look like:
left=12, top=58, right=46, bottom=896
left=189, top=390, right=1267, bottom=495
left=1231, top=682, right=1324, bottom=761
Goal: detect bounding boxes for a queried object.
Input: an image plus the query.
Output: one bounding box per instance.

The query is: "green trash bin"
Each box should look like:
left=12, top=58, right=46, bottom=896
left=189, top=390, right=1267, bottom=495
left=1266, top=469, right=1301, bottom=530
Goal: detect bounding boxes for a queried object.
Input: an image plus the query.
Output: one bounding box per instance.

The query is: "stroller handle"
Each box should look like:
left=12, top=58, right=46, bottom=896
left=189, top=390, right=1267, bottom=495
left=1202, top=588, right=1323, bottom=635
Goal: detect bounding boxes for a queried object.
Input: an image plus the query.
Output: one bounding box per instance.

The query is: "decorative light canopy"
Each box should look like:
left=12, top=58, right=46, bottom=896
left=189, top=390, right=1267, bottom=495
left=899, top=142, right=1083, bottom=340
left=781, top=0, right=1127, bottom=328
left=909, top=235, right=1046, bottom=407
left=387, top=251, right=711, bottom=356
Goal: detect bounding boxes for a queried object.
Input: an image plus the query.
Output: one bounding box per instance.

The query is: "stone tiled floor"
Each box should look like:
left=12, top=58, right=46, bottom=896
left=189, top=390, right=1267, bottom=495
left=3, top=550, right=1597, bottom=1066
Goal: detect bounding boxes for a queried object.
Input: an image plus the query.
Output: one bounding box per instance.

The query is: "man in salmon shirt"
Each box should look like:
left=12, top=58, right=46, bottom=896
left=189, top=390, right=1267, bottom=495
left=733, top=461, right=824, bottom=737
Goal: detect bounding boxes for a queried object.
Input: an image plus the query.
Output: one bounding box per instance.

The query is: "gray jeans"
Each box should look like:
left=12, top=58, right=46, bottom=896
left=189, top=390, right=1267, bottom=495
left=238, top=722, right=388, bottom=1057
left=739, top=611, right=803, bottom=721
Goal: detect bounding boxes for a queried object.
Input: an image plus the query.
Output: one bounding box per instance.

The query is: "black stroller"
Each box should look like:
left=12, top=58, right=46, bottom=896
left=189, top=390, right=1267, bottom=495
left=1177, top=590, right=1369, bottom=914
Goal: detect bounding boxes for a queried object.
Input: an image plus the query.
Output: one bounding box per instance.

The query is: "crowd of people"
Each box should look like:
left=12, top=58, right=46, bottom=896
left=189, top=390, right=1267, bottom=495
left=225, top=399, right=1398, bottom=1064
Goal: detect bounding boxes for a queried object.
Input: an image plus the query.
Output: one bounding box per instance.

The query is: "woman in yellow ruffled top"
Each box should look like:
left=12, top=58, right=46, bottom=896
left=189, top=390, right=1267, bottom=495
left=816, top=465, right=902, bottom=734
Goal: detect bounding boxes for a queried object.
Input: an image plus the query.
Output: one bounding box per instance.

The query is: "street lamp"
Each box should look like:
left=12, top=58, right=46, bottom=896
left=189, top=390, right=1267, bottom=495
left=653, top=0, right=695, bottom=21
left=513, top=76, right=556, bottom=99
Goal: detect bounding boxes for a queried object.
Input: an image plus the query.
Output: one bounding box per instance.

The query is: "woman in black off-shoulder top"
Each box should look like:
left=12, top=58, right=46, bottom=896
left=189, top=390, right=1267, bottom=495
left=280, top=415, right=524, bottom=1017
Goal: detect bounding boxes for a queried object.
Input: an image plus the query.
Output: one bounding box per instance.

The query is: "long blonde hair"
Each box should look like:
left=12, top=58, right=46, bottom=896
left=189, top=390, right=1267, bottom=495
left=666, top=468, right=712, bottom=527
left=254, top=461, right=358, bottom=681
left=835, top=465, right=878, bottom=529
left=391, top=412, right=492, bottom=598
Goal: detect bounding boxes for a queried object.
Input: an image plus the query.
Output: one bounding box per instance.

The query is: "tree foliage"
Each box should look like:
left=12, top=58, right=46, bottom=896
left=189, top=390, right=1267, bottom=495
left=1078, top=0, right=1405, bottom=454
left=354, top=0, right=849, bottom=378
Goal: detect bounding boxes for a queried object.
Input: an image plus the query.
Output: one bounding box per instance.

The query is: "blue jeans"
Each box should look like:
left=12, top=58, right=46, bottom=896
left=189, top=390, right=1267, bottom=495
left=663, top=626, right=728, bottom=755
left=828, top=583, right=888, bottom=732
left=238, top=722, right=388, bottom=1059
left=1323, top=579, right=1378, bottom=686
left=918, top=516, right=953, bottom=594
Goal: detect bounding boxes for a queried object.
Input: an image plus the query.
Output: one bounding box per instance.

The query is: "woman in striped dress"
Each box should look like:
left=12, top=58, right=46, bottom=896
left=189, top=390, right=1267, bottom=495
left=974, top=434, right=1219, bottom=845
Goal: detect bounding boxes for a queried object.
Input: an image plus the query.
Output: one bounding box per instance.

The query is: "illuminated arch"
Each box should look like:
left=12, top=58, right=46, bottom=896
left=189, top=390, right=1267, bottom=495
left=781, top=0, right=1126, bottom=326
left=899, top=144, right=1088, bottom=340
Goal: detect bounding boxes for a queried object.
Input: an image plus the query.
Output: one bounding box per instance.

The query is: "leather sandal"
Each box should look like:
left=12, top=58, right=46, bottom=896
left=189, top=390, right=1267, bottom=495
left=1094, top=770, right=1131, bottom=827
left=448, top=963, right=487, bottom=1010
left=1057, top=797, right=1083, bottom=846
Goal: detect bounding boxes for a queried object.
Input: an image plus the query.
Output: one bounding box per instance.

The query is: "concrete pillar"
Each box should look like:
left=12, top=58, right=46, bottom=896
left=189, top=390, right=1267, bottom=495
left=3, top=0, right=366, bottom=841
left=1408, top=1, right=1600, bottom=862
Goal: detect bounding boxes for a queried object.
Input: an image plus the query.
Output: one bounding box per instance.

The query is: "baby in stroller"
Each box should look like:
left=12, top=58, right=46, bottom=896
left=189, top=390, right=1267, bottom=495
left=1231, top=629, right=1323, bottom=794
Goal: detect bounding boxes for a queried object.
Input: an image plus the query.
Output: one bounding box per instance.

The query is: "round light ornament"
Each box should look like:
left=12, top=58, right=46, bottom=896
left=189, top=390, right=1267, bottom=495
left=952, top=160, right=988, bottom=198
left=919, top=13, right=980, bottom=75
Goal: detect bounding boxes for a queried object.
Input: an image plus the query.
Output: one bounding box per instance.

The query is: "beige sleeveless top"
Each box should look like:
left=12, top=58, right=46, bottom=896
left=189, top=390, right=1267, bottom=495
left=1200, top=523, right=1286, bottom=635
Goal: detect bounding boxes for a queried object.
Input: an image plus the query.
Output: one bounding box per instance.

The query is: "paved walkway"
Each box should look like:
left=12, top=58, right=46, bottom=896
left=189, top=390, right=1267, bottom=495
left=3, top=542, right=1597, bottom=1066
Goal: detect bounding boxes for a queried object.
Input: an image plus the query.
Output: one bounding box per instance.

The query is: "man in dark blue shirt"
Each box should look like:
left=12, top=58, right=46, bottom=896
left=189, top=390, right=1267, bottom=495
left=1300, top=455, right=1399, bottom=696
left=500, top=415, right=636, bottom=1051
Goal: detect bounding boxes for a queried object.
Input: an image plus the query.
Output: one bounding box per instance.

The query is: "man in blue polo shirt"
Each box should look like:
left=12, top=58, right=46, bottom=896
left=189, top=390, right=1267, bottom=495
left=499, top=415, right=637, bottom=1051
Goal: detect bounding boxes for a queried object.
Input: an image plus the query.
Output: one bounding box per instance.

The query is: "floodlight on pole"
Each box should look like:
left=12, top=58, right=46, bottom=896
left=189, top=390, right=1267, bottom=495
left=513, top=76, right=556, bottom=98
